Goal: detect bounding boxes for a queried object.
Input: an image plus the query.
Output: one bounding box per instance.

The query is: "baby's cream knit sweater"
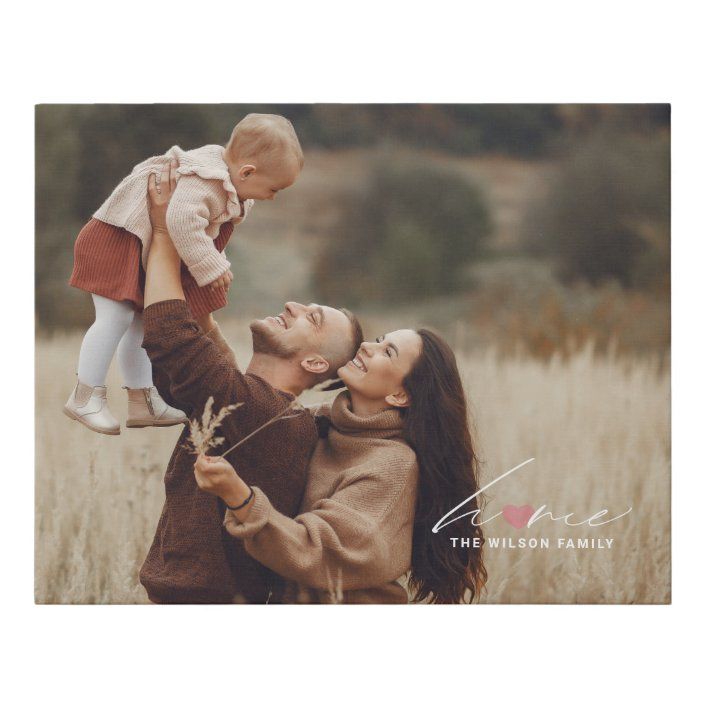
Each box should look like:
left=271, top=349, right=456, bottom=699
left=93, top=144, right=254, bottom=287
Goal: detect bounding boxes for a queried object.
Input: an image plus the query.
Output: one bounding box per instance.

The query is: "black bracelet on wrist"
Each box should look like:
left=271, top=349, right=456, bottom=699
left=226, top=486, right=254, bottom=512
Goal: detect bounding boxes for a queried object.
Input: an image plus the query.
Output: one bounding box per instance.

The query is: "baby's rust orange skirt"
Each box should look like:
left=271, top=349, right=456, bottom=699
left=68, top=218, right=234, bottom=317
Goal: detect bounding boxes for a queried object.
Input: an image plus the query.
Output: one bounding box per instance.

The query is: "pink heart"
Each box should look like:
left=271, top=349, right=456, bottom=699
left=502, top=504, right=535, bottom=529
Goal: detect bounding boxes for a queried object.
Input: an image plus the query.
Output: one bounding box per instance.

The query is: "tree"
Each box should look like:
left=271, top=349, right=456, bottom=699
left=525, top=130, right=670, bottom=290
left=314, top=155, right=492, bottom=305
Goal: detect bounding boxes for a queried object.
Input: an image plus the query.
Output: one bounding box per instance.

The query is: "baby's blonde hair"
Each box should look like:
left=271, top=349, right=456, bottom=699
left=225, top=113, right=304, bottom=172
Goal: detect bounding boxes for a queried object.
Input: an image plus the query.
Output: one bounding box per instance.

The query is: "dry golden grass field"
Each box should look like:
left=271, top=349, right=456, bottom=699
left=35, top=317, right=670, bottom=605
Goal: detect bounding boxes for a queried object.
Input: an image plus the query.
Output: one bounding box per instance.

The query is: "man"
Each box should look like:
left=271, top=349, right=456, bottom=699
left=139, top=163, right=363, bottom=603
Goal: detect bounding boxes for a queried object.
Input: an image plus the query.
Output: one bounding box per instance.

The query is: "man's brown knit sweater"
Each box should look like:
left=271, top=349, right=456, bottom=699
left=139, top=299, right=317, bottom=604
left=224, top=392, right=419, bottom=604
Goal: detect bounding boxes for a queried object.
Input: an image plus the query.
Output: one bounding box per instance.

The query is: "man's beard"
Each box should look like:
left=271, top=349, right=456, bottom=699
left=249, top=320, right=298, bottom=359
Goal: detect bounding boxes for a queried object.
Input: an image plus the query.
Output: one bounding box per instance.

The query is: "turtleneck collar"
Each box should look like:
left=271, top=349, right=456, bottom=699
left=329, top=391, right=405, bottom=440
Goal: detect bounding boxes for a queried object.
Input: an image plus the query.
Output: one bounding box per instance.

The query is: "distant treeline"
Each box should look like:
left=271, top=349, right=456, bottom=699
left=35, top=104, right=670, bottom=329
left=35, top=103, right=669, bottom=229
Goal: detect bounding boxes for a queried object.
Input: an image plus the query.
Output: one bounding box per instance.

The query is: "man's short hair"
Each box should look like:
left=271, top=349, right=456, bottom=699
left=318, top=307, right=364, bottom=388
left=341, top=308, right=364, bottom=363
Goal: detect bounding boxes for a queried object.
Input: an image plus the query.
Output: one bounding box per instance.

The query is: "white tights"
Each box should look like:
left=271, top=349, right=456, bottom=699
left=76, top=294, right=154, bottom=389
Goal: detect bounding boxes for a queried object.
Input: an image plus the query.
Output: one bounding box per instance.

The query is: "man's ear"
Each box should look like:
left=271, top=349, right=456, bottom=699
left=238, top=164, right=256, bottom=180
left=300, top=355, right=330, bottom=377
left=385, top=389, right=410, bottom=408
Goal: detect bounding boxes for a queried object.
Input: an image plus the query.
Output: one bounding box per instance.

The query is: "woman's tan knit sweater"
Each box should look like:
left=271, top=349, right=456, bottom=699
left=224, top=392, right=419, bottom=604
left=93, top=144, right=253, bottom=287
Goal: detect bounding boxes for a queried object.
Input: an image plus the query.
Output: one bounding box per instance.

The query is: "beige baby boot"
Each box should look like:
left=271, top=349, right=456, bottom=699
left=125, top=386, right=188, bottom=428
left=63, top=379, right=121, bottom=435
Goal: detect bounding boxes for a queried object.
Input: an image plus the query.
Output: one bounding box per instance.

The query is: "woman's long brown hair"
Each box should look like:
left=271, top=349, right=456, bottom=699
left=402, top=329, right=487, bottom=604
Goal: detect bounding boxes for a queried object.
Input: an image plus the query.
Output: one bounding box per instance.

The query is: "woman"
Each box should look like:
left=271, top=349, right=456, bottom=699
left=196, top=325, right=487, bottom=604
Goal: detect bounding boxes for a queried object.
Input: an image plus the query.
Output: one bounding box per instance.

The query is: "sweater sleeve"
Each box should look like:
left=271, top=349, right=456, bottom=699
left=223, top=456, right=418, bottom=592
left=142, top=300, right=251, bottom=417
left=149, top=319, right=238, bottom=416
left=165, top=175, right=231, bottom=287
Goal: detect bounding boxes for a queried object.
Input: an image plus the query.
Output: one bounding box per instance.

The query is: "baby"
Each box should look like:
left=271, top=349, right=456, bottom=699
left=64, top=113, right=303, bottom=435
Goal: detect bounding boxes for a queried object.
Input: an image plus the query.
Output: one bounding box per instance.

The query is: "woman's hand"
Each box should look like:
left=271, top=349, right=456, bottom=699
left=147, top=160, right=178, bottom=232
left=194, top=454, right=251, bottom=512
